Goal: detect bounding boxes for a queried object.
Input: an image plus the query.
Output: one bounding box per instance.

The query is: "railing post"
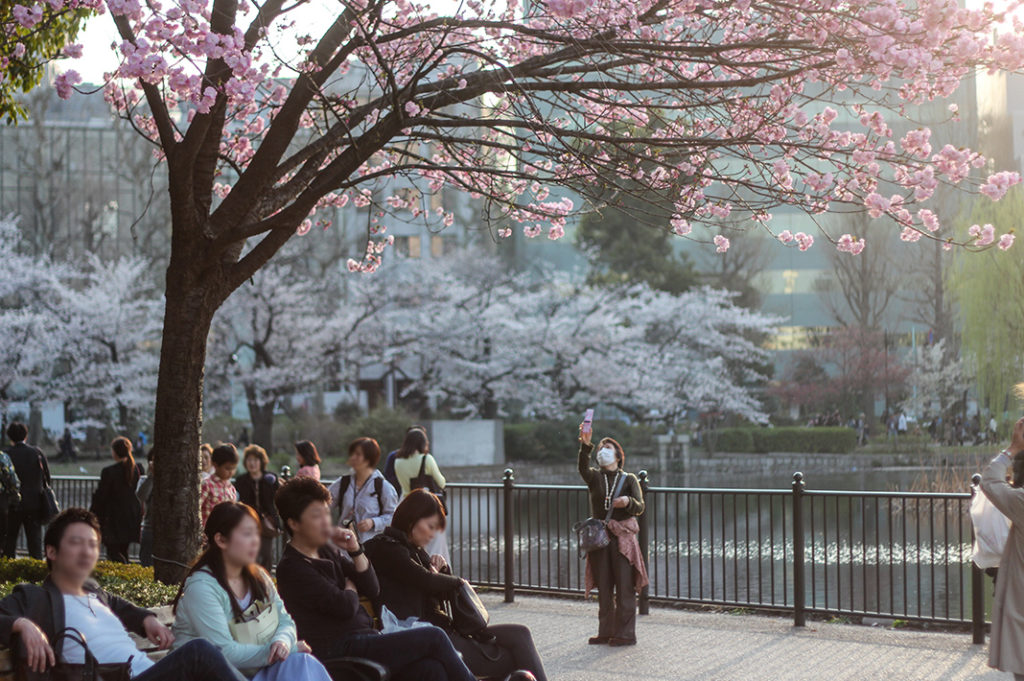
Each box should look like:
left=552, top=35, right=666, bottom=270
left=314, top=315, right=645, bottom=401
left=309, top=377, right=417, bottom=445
left=638, top=470, right=650, bottom=615
left=971, top=473, right=986, bottom=645
left=503, top=468, right=515, bottom=604
left=792, top=471, right=806, bottom=628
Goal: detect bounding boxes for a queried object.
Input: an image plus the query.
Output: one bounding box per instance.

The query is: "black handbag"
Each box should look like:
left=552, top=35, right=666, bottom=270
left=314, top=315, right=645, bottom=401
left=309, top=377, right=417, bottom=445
left=447, top=580, right=490, bottom=637
left=573, top=472, right=625, bottom=558
left=39, top=485, right=60, bottom=526
left=38, top=456, right=60, bottom=525
left=409, top=454, right=447, bottom=514
left=17, top=628, right=133, bottom=681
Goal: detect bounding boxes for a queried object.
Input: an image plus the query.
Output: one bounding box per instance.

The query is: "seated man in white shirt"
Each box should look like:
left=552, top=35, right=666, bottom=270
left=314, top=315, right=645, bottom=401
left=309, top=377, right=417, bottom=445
left=0, top=508, right=245, bottom=681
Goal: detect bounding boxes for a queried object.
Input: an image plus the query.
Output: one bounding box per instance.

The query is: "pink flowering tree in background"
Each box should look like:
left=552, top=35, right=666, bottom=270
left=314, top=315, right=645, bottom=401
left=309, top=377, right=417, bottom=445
left=7, top=0, right=1024, bottom=579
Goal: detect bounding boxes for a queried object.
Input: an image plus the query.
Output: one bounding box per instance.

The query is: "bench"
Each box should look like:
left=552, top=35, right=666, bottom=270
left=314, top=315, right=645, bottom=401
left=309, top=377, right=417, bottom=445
left=0, top=605, right=388, bottom=680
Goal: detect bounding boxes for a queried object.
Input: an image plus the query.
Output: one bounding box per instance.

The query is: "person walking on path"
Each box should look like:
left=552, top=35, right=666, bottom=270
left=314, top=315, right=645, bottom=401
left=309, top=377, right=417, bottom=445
left=981, top=415, right=1024, bottom=680
left=234, top=445, right=281, bottom=568
left=393, top=429, right=449, bottom=564
left=577, top=422, right=647, bottom=647
left=327, top=438, right=398, bottom=544
left=3, top=422, right=51, bottom=560
left=90, top=437, right=144, bottom=563
left=294, top=441, right=322, bottom=481
left=200, top=444, right=239, bottom=528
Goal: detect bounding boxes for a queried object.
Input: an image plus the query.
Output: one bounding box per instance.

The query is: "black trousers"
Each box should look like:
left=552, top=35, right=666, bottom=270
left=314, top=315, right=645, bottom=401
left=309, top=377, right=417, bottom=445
left=105, top=542, right=131, bottom=563
left=591, top=534, right=637, bottom=641
left=3, top=508, right=41, bottom=559
left=449, top=624, right=548, bottom=681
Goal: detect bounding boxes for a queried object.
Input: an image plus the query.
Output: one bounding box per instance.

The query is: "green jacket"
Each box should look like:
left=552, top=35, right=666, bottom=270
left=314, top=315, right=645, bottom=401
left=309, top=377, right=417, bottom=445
left=172, top=569, right=298, bottom=677
left=578, top=442, right=644, bottom=520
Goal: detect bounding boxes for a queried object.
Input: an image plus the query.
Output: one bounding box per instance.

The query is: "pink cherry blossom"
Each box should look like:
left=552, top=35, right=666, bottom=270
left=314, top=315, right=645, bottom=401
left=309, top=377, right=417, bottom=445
left=777, top=230, right=795, bottom=244
left=836, top=234, right=865, bottom=255
left=54, top=71, right=81, bottom=100
left=998, top=233, right=1016, bottom=251
left=713, top=235, right=730, bottom=253
left=980, top=171, right=1022, bottom=201
left=794, top=232, right=814, bottom=252
left=11, top=4, right=42, bottom=28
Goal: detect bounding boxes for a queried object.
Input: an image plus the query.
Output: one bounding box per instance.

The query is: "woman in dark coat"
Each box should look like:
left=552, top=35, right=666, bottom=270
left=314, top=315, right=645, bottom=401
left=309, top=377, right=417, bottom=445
left=233, top=444, right=280, bottom=567
left=577, top=421, right=646, bottom=646
left=364, top=490, right=547, bottom=681
left=90, top=437, right=143, bottom=563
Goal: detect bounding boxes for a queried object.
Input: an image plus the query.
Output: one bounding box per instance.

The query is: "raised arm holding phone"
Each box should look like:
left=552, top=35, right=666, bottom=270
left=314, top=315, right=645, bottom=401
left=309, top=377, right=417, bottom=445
left=575, top=412, right=647, bottom=647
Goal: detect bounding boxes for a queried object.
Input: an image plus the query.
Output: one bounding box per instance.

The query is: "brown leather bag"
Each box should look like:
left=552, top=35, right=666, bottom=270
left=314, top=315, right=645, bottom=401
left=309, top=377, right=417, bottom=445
left=16, top=628, right=133, bottom=681
left=253, top=480, right=280, bottom=539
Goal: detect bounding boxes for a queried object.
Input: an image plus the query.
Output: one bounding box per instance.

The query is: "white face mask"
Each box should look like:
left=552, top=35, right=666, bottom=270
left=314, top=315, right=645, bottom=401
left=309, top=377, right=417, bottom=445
left=596, top=447, right=617, bottom=467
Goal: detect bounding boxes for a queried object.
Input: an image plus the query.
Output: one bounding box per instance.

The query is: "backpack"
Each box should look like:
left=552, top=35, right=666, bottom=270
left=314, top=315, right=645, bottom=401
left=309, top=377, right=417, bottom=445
left=0, top=451, right=21, bottom=507
left=338, top=475, right=385, bottom=514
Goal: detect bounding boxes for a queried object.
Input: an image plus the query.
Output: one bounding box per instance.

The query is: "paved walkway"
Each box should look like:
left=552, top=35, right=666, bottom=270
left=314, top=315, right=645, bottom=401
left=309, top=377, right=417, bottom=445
left=480, top=593, right=1007, bottom=680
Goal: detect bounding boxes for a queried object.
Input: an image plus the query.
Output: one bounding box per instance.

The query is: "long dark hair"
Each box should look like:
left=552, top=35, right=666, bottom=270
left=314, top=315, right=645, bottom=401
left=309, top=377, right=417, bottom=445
left=173, top=501, right=269, bottom=618
left=111, top=437, right=137, bottom=486
left=294, top=440, right=321, bottom=467
left=397, top=429, right=429, bottom=459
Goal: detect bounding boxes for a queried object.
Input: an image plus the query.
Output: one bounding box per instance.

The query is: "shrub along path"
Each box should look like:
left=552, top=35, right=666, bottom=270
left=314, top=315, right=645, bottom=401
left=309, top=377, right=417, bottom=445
left=481, top=592, right=1001, bottom=680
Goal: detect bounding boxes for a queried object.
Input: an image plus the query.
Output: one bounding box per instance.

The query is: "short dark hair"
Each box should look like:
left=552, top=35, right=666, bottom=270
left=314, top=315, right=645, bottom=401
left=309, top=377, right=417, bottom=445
left=348, top=437, right=381, bottom=468
left=295, top=440, right=321, bottom=466
left=391, top=488, right=446, bottom=535
left=275, top=477, right=331, bottom=536
left=6, top=422, right=27, bottom=443
left=211, top=443, right=239, bottom=467
left=44, top=508, right=101, bottom=570
left=243, top=445, right=269, bottom=473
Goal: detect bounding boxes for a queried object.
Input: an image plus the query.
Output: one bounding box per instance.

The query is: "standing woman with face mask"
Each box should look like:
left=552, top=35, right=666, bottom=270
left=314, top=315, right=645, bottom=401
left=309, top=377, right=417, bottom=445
left=577, top=422, right=647, bottom=647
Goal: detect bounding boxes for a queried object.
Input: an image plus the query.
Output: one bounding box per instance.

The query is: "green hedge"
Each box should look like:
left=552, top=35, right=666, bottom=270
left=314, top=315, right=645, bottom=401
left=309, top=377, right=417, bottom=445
left=0, top=559, right=177, bottom=608
left=707, top=427, right=857, bottom=454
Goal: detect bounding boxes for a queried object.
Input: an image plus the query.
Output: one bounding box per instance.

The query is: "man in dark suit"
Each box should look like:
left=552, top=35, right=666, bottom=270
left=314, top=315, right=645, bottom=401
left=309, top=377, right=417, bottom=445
left=4, top=422, right=50, bottom=559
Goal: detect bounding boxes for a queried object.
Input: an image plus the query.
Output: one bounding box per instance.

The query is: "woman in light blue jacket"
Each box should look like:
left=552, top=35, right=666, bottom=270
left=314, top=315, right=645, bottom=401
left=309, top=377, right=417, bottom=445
left=172, top=501, right=330, bottom=681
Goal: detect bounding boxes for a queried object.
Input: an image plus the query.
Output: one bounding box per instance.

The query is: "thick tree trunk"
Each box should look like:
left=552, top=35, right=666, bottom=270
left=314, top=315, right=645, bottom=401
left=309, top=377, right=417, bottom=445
left=245, top=385, right=275, bottom=450
left=150, top=275, right=220, bottom=584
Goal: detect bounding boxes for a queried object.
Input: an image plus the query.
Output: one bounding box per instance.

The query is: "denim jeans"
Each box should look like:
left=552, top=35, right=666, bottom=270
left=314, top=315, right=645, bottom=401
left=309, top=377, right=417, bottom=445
left=133, top=639, right=247, bottom=681
left=316, top=627, right=475, bottom=681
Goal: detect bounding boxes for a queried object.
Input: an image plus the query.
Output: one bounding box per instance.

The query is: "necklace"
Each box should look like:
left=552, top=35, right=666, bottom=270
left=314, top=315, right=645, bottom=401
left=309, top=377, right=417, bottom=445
left=603, top=470, right=621, bottom=511
left=71, top=593, right=96, bottom=616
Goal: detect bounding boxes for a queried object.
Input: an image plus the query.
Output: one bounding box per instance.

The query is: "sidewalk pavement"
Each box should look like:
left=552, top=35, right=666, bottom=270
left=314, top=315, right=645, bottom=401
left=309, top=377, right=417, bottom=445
left=480, top=592, right=1007, bottom=681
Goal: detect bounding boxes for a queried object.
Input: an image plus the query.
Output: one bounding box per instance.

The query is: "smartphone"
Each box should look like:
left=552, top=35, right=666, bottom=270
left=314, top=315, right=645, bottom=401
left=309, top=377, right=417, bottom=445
left=582, top=409, right=594, bottom=436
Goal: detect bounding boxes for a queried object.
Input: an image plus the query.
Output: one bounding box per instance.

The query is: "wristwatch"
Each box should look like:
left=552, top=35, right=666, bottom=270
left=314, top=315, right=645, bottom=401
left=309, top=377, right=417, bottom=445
left=348, top=547, right=365, bottom=558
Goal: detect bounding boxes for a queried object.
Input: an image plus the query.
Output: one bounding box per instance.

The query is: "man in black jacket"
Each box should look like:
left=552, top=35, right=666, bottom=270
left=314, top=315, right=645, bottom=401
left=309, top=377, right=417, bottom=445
left=274, top=477, right=475, bottom=681
left=0, top=508, right=245, bottom=681
left=3, top=422, right=50, bottom=559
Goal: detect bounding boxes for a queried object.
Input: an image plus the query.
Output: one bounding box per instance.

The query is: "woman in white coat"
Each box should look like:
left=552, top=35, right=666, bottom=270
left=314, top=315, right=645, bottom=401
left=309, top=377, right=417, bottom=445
left=981, top=415, right=1024, bottom=680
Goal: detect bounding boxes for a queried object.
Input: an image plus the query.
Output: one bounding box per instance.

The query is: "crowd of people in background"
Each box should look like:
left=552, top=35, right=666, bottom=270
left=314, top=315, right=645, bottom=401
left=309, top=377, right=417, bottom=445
left=0, top=420, right=546, bottom=681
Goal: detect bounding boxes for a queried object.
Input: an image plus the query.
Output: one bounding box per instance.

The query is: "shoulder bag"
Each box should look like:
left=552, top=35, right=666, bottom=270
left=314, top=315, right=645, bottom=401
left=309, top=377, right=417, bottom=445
left=447, top=580, right=490, bottom=637
left=39, top=454, right=60, bottom=525
left=409, top=454, right=447, bottom=514
left=16, top=627, right=133, bottom=681
left=228, top=597, right=280, bottom=646
left=573, top=472, right=626, bottom=558
left=253, top=480, right=279, bottom=539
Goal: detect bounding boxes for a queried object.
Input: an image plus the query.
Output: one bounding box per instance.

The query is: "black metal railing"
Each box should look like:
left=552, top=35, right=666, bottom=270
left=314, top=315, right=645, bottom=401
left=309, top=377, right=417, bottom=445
left=44, top=470, right=986, bottom=637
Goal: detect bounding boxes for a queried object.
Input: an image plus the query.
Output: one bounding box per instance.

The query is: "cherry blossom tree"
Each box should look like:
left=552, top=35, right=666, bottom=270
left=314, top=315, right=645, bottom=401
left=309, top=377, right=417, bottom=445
left=9, top=0, right=1024, bottom=578
left=900, top=339, right=970, bottom=420
left=50, top=254, right=163, bottom=432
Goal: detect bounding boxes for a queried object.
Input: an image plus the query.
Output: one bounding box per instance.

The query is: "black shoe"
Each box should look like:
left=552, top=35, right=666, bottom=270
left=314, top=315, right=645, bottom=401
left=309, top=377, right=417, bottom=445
left=608, top=637, right=637, bottom=646
left=588, top=636, right=611, bottom=645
